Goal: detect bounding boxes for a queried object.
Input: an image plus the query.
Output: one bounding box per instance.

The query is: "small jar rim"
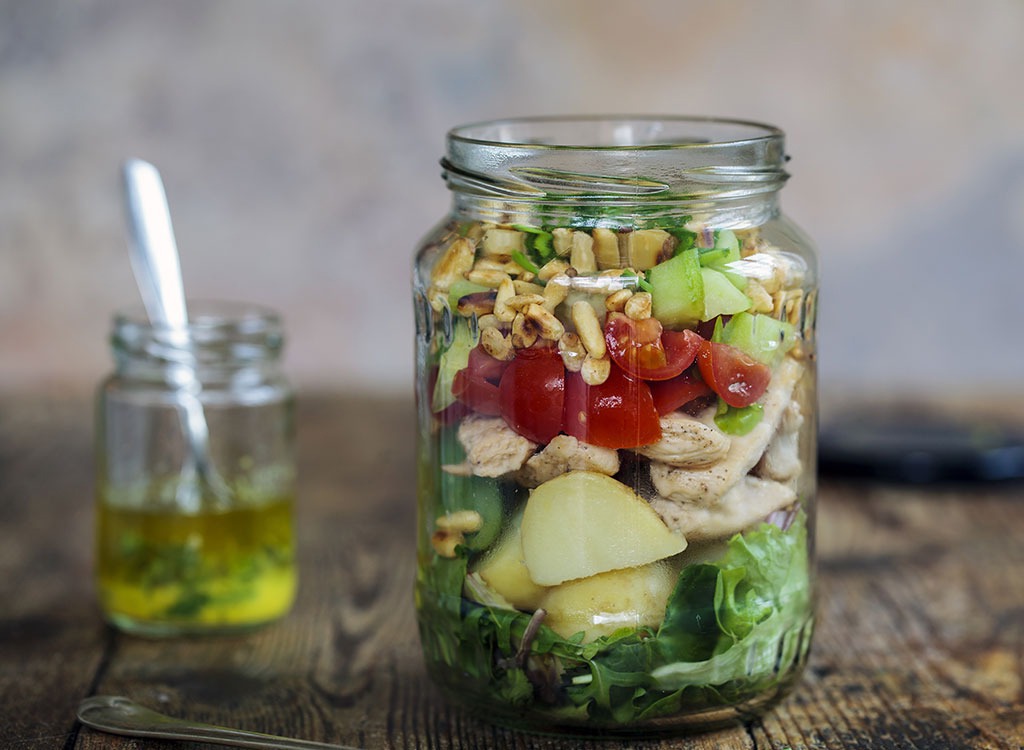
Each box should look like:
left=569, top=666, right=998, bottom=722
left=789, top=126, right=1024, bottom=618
left=111, top=299, right=284, bottom=366
left=113, top=299, right=282, bottom=335
left=447, top=114, right=784, bottom=151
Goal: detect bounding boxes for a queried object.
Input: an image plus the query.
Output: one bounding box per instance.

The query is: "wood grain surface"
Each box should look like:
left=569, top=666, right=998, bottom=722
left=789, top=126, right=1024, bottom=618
left=0, top=393, right=1021, bottom=750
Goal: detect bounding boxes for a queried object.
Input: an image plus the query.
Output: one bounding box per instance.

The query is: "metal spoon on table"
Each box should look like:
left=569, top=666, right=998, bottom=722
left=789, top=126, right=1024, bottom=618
left=122, top=158, right=232, bottom=511
left=77, top=695, right=362, bottom=750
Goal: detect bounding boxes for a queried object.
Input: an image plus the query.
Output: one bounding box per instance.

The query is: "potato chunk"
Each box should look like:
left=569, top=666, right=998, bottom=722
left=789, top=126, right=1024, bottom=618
left=520, top=471, right=686, bottom=585
left=541, top=562, right=678, bottom=642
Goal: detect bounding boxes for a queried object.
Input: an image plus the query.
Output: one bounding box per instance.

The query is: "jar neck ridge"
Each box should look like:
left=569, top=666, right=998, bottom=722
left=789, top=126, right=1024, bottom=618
left=110, top=301, right=285, bottom=387
left=442, top=116, right=788, bottom=229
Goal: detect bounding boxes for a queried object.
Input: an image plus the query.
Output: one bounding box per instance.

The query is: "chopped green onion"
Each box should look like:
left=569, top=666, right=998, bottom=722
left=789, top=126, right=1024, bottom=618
left=511, top=250, right=542, bottom=276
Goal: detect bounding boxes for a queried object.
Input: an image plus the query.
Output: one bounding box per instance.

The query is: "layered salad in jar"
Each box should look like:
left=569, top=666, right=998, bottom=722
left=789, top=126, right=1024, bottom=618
left=415, top=215, right=816, bottom=730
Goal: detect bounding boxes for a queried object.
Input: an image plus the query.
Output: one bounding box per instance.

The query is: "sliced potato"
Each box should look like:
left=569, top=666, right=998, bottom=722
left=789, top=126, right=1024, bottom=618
left=473, top=513, right=548, bottom=610
left=541, top=561, right=678, bottom=642
left=520, top=471, right=687, bottom=585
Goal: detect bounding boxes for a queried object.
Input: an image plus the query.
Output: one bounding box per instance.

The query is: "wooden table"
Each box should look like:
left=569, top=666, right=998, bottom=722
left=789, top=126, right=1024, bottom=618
left=2, top=393, right=1022, bottom=749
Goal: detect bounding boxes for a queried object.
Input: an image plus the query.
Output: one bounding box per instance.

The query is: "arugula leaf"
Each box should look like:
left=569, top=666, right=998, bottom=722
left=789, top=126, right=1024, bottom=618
left=416, top=509, right=811, bottom=726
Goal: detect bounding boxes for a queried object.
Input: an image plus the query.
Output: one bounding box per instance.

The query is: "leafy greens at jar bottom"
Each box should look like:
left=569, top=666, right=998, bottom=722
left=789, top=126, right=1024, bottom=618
left=415, top=513, right=813, bottom=727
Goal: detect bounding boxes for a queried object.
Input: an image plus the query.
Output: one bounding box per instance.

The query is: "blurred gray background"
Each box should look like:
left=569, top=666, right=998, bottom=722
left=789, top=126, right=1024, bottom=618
left=2, top=0, right=1022, bottom=407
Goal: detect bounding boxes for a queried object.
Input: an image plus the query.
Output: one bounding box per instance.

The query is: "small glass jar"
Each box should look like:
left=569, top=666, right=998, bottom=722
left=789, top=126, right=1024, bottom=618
left=413, top=116, right=818, bottom=735
left=95, top=301, right=297, bottom=636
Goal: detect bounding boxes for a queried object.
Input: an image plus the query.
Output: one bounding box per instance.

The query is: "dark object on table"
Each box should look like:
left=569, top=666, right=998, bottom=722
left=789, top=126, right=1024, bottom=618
left=819, top=412, right=1024, bottom=484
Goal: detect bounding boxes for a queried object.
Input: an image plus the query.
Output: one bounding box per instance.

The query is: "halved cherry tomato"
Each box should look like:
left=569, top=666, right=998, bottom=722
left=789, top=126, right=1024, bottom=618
left=452, top=368, right=501, bottom=415
left=563, top=364, right=661, bottom=449
left=451, top=345, right=511, bottom=416
left=604, top=312, right=702, bottom=381
left=696, top=340, right=771, bottom=408
left=648, top=369, right=714, bottom=415
left=466, top=344, right=510, bottom=383
left=498, top=347, right=565, bottom=443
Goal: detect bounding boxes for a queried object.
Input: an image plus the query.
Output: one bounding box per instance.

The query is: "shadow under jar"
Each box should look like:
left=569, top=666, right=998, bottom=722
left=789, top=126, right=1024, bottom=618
left=412, top=116, right=818, bottom=736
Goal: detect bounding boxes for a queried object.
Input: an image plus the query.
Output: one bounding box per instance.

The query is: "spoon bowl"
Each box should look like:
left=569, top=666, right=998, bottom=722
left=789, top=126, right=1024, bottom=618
left=77, top=695, right=359, bottom=750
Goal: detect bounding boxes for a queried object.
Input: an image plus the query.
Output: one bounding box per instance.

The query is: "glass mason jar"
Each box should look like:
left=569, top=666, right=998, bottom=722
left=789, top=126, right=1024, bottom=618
left=95, top=301, right=297, bottom=636
left=412, top=116, right=818, bottom=735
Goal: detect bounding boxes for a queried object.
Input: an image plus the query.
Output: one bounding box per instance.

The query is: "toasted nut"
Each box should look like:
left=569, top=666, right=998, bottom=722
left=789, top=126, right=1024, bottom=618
left=543, top=274, right=570, bottom=311
left=480, top=326, right=514, bottom=361
left=430, top=237, right=476, bottom=291
left=571, top=301, right=606, bottom=359
left=592, top=228, right=621, bottom=270
left=781, top=289, right=805, bottom=327
left=624, top=292, right=653, bottom=320
left=519, top=271, right=537, bottom=283
left=513, top=280, right=545, bottom=296
left=505, top=293, right=547, bottom=313
left=552, top=227, right=573, bottom=256
left=493, top=277, right=516, bottom=322
left=558, top=332, right=587, bottom=372
left=581, top=355, right=611, bottom=386
left=476, top=313, right=503, bottom=330
left=481, top=228, right=526, bottom=257
left=456, top=291, right=496, bottom=317
left=525, top=303, right=565, bottom=341
left=605, top=288, right=633, bottom=312
left=624, top=229, right=673, bottom=270
left=427, top=289, right=449, bottom=313
left=537, top=258, right=571, bottom=281
left=746, top=280, right=774, bottom=314
left=430, top=529, right=461, bottom=558
left=570, top=231, right=597, bottom=273
left=511, top=313, right=539, bottom=349
left=466, top=268, right=512, bottom=288
left=436, top=509, right=484, bottom=533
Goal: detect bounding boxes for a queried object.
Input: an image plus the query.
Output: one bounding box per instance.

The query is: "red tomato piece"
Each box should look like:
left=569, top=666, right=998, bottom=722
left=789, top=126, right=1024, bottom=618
left=452, top=368, right=502, bottom=416
left=467, top=344, right=510, bottom=383
left=563, top=364, right=662, bottom=449
left=498, top=347, right=565, bottom=443
left=604, top=313, right=701, bottom=381
left=648, top=370, right=714, bottom=415
left=696, top=340, right=771, bottom=408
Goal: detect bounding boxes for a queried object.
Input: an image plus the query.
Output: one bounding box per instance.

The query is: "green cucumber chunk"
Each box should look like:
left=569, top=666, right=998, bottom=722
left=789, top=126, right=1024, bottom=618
left=649, top=247, right=704, bottom=327
left=720, top=312, right=797, bottom=367
left=440, top=473, right=504, bottom=552
left=701, top=267, right=751, bottom=321
left=698, top=229, right=740, bottom=267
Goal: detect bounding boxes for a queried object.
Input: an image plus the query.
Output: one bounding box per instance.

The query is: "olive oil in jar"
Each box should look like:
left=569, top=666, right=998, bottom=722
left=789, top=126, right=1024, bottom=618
left=95, top=302, right=297, bottom=636
left=96, top=489, right=296, bottom=634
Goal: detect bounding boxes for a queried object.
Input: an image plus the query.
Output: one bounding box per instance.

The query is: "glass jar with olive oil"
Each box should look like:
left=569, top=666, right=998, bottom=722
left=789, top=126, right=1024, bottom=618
left=95, top=301, right=297, bottom=636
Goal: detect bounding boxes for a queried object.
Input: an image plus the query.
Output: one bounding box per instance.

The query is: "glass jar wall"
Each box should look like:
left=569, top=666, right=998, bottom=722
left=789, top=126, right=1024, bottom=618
left=95, top=301, right=297, bottom=636
left=413, top=116, right=817, bottom=735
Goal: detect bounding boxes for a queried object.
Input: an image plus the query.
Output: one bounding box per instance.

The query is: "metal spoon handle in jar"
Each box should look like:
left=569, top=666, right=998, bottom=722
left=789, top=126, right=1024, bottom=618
left=77, top=696, right=363, bottom=750
left=121, top=159, right=231, bottom=506
left=122, top=158, right=189, bottom=331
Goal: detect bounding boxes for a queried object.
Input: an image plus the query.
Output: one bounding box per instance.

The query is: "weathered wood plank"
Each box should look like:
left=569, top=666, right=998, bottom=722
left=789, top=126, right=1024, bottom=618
left=2, top=394, right=1022, bottom=749
left=0, top=398, right=110, bottom=750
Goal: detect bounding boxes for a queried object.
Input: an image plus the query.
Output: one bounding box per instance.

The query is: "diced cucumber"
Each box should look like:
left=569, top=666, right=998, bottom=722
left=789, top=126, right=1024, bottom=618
left=699, top=229, right=747, bottom=291
left=648, top=247, right=704, bottom=328
left=701, top=267, right=751, bottom=321
left=698, top=229, right=740, bottom=267
left=720, top=312, right=797, bottom=367
left=431, top=319, right=477, bottom=412
left=440, top=474, right=504, bottom=552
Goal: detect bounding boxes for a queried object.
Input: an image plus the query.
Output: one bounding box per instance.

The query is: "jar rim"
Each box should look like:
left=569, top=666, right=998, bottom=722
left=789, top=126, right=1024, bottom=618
left=447, top=114, right=784, bottom=151
left=442, top=115, right=789, bottom=201
left=112, top=299, right=284, bottom=366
